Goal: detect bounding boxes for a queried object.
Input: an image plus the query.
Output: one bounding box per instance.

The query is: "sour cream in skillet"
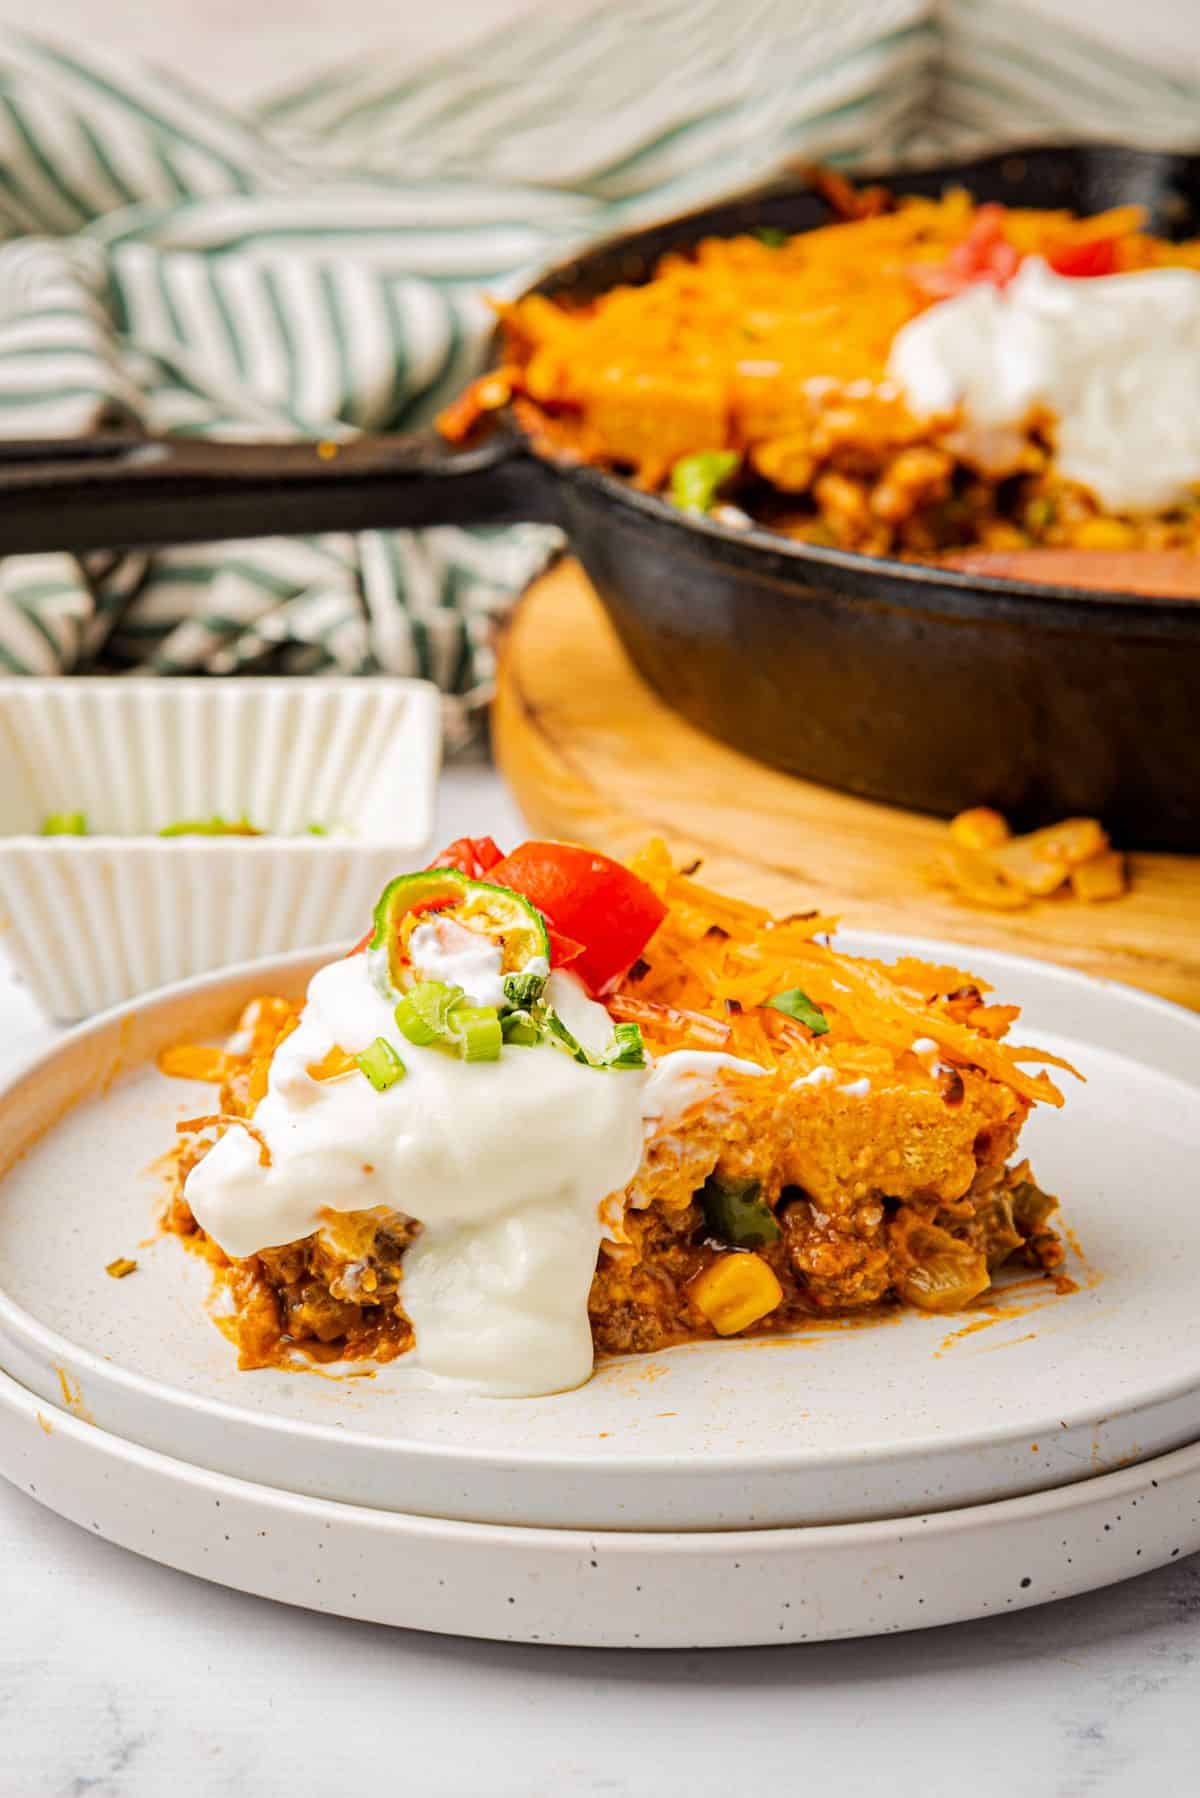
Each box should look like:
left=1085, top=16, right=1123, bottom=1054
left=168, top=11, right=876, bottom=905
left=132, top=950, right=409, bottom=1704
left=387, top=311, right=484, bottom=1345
left=888, top=255, right=1200, bottom=513
left=184, top=945, right=764, bottom=1398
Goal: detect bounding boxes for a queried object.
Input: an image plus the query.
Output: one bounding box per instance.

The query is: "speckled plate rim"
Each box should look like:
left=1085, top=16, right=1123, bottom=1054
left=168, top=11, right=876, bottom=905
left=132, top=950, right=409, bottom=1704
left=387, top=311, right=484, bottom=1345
left=0, top=932, right=1199, bottom=1535
left=3, top=1365, right=1199, bottom=1647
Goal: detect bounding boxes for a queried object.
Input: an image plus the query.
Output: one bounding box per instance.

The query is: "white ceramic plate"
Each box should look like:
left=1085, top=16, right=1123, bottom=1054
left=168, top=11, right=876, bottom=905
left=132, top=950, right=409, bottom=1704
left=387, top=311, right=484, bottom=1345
left=0, top=935, right=1197, bottom=1532
left=3, top=1366, right=1198, bottom=1648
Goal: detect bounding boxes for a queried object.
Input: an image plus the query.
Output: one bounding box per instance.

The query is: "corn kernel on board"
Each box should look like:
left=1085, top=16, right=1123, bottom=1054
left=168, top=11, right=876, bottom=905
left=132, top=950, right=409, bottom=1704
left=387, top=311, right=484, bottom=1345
left=493, top=560, right=1200, bottom=1010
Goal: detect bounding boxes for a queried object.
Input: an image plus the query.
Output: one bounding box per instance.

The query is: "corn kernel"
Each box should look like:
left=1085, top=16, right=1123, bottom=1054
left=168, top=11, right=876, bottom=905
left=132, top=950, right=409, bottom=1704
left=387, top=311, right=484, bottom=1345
left=949, top=806, right=1010, bottom=851
left=1072, top=517, right=1136, bottom=550
left=1070, top=850, right=1127, bottom=903
left=978, top=521, right=1029, bottom=551
left=993, top=817, right=1108, bottom=896
left=689, top=1253, right=783, bottom=1336
left=937, top=843, right=1029, bottom=910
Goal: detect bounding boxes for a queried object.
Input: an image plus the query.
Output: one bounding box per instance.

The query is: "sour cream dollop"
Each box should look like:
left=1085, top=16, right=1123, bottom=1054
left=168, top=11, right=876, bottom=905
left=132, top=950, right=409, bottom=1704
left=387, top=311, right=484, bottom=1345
left=887, top=255, right=1200, bottom=513
left=184, top=953, right=765, bottom=1397
left=407, top=915, right=548, bottom=1010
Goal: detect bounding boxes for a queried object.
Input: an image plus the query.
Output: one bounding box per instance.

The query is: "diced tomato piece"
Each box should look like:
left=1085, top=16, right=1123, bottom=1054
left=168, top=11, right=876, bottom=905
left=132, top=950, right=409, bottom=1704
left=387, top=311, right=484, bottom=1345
left=488, top=841, right=667, bottom=992
left=1046, top=237, right=1119, bottom=279
left=406, top=895, right=455, bottom=920
left=348, top=929, right=372, bottom=955
left=547, top=926, right=585, bottom=971
left=910, top=204, right=1024, bottom=300
left=427, top=836, right=505, bottom=879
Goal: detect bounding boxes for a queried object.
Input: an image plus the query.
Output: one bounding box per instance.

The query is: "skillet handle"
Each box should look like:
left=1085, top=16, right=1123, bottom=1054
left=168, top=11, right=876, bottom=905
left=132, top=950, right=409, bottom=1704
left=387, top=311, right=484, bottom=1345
left=0, top=429, right=562, bottom=556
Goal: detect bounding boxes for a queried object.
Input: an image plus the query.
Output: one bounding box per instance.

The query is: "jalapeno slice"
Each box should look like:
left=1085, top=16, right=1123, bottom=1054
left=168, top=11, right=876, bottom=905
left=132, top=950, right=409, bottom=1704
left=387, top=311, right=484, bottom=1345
left=369, top=869, right=552, bottom=998
left=699, top=1175, right=781, bottom=1249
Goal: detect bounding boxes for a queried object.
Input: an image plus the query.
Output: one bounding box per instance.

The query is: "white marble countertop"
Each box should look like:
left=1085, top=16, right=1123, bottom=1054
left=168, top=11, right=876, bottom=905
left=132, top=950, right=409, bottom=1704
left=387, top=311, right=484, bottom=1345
left=0, top=758, right=1198, bottom=1797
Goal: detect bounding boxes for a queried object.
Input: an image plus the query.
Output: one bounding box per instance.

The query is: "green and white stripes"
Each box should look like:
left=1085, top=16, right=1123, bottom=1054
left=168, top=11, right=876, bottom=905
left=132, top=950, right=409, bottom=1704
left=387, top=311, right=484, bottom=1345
left=0, top=2, right=1195, bottom=728
left=934, top=0, right=1200, bottom=153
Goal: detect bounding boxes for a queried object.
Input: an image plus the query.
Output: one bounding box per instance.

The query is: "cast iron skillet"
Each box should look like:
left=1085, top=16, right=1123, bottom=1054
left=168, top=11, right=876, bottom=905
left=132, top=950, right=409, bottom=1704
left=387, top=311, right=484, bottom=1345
left=0, top=143, right=1198, bottom=848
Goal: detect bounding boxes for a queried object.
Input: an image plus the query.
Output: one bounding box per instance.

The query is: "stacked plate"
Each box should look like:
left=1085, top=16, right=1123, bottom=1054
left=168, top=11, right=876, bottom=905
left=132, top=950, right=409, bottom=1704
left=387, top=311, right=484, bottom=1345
left=0, top=936, right=1198, bottom=1647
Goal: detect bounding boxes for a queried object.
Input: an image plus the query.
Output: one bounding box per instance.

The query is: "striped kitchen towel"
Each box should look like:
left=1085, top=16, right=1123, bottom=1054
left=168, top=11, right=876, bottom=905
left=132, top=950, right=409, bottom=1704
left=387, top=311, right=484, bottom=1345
left=0, top=1, right=1195, bottom=741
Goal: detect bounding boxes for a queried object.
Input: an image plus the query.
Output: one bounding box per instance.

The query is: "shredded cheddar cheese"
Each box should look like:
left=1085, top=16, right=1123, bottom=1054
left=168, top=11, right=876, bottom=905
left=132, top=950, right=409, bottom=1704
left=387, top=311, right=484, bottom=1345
left=623, top=841, right=1071, bottom=1107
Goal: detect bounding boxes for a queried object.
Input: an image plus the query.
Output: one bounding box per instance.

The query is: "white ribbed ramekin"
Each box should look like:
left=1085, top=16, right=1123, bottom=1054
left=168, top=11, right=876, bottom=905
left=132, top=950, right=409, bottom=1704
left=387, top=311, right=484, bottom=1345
left=0, top=678, right=440, bottom=1020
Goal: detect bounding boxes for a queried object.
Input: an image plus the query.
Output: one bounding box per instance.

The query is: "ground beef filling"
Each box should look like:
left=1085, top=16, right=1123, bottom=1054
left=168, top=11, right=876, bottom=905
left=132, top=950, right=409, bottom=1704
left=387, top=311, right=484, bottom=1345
left=167, top=1149, right=1061, bottom=1371
left=587, top=1155, right=1060, bottom=1357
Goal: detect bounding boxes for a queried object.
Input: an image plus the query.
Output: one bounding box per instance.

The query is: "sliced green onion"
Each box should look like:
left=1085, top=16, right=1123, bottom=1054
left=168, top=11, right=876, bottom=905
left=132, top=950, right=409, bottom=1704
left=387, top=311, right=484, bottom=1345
left=397, top=981, right=505, bottom=1061
left=355, top=1036, right=406, bottom=1092
left=395, top=980, right=464, bottom=1047
left=451, top=1005, right=503, bottom=1062
left=544, top=1008, right=588, bottom=1062
left=669, top=449, right=740, bottom=516
left=159, top=814, right=261, bottom=837
left=42, top=810, right=87, bottom=835
left=700, top=1175, right=781, bottom=1248
left=503, top=970, right=546, bottom=1008
left=416, top=981, right=464, bottom=1030
left=394, top=993, right=438, bottom=1046
left=764, top=987, right=830, bottom=1035
left=502, top=1010, right=543, bottom=1047
left=604, top=1021, right=647, bottom=1069
left=754, top=225, right=789, bottom=248
left=556, top=1016, right=601, bottom=1065
left=545, top=1008, right=646, bottom=1071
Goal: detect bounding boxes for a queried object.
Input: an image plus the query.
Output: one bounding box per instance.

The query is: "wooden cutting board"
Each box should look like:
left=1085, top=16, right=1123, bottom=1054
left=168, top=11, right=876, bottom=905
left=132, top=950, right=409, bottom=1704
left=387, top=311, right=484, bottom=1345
left=493, top=559, right=1200, bottom=1011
